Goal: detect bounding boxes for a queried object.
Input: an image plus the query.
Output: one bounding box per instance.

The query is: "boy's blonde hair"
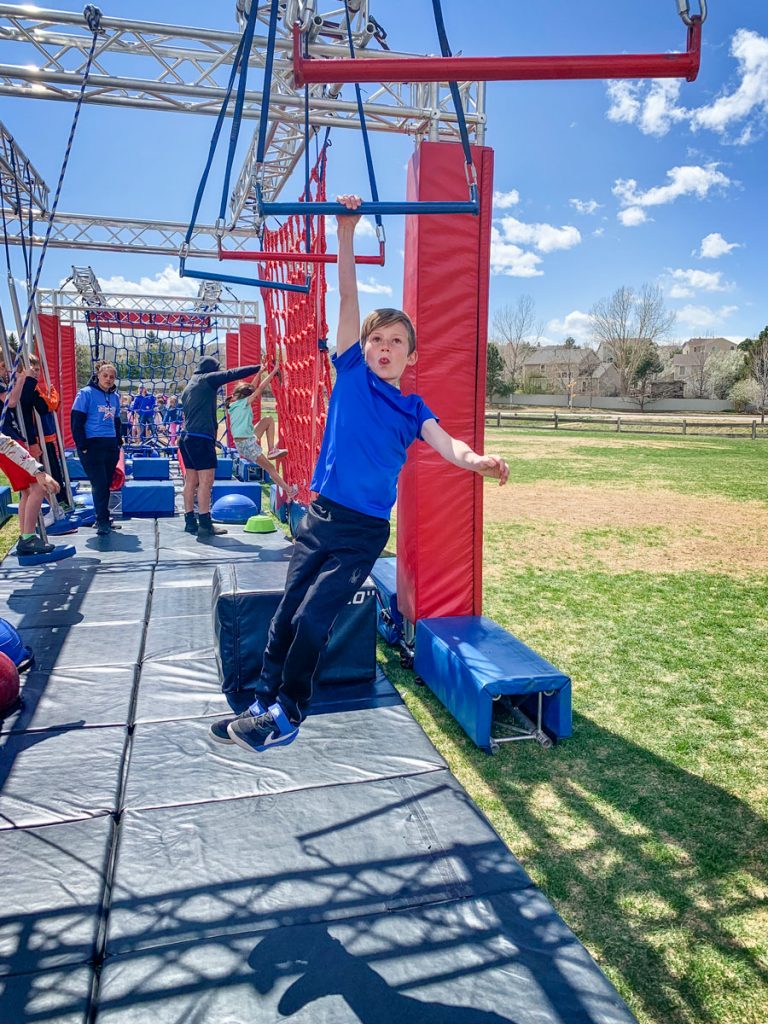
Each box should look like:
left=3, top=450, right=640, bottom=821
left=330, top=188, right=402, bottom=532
left=361, top=308, right=416, bottom=355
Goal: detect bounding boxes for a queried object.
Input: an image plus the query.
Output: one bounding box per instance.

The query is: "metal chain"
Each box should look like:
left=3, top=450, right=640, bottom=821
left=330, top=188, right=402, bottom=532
left=677, top=1, right=708, bottom=27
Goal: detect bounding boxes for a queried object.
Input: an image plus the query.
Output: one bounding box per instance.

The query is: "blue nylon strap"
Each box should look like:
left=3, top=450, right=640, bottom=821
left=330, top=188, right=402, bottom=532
left=343, top=1, right=383, bottom=234
left=255, top=0, right=280, bottom=165
left=183, top=29, right=246, bottom=246
left=259, top=200, right=478, bottom=217
left=219, top=0, right=261, bottom=221
left=431, top=0, right=475, bottom=171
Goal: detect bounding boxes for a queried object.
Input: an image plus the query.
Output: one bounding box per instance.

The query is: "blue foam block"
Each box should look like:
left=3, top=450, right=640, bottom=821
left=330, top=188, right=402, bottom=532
left=214, top=457, right=233, bottom=480
left=370, top=556, right=402, bottom=643
left=46, top=517, right=80, bottom=536
left=269, top=484, right=289, bottom=523
left=131, top=457, right=170, bottom=480
left=210, top=480, right=262, bottom=510
left=235, top=459, right=264, bottom=482
left=414, top=616, right=572, bottom=749
left=17, top=543, right=77, bottom=566
left=0, top=484, right=11, bottom=524
left=121, top=480, right=176, bottom=517
left=65, top=456, right=89, bottom=481
left=289, top=500, right=308, bottom=539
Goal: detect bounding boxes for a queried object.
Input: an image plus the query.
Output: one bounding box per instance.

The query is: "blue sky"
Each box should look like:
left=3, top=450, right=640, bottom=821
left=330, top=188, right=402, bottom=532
left=0, top=0, right=766, bottom=347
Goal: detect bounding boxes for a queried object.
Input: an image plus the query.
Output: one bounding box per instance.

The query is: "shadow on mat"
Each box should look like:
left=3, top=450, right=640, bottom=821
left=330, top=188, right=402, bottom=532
left=86, top=534, right=144, bottom=553
left=248, top=924, right=514, bottom=1023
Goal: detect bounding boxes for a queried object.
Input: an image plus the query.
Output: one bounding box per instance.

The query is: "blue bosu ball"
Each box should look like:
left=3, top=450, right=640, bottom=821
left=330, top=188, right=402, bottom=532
left=211, top=493, right=258, bottom=524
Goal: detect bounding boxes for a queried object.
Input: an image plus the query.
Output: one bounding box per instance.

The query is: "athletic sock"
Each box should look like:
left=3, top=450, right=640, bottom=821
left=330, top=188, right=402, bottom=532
left=21, top=533, right=35, bottom=540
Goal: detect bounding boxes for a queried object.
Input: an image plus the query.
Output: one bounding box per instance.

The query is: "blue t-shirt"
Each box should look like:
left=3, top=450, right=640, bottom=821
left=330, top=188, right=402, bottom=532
left=131, top=393, right=156, bottom=415
left=311, top=343, right=436, bottom=519
left=72, top=385, right=120, bottom=439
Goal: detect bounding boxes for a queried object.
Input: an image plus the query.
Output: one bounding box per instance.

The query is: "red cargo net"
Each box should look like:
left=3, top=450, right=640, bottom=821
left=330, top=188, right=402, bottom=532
left=259, top=157, right=332, bottom=508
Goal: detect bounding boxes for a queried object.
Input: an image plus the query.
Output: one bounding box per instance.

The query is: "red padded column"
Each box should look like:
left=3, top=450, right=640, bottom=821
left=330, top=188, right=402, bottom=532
left=59, top=325, right=76, bottom=448
left=239, top=322, right=262, bottom=421
left=397, top=141, right=493, bottom=624
left=37, top=313, right=62, bottom=396
left=224, top=331, right=240, bottom=396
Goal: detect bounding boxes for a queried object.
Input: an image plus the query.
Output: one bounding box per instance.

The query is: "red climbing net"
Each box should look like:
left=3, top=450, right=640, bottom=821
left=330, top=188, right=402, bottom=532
left=259, top=152, right=332, bottom=507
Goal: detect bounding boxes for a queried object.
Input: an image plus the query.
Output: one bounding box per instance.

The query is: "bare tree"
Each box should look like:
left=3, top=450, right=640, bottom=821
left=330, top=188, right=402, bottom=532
left=687, top=348, right=710, bottom=399
left=590, top=284, right=675, bottom=396
left=748, top=327, right=768, bottom=423
left=490, top=295, right=543, bottom=392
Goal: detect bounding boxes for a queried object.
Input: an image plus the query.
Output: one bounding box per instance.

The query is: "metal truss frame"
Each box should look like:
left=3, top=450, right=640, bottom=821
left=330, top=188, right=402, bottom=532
left=0, top=3, right=485, bottom=229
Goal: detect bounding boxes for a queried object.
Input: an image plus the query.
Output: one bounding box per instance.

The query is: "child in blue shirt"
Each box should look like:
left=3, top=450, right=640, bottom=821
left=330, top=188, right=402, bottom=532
left=210, top=194, right=508, bottom=754
left=71, top=361, right=122, bottom=536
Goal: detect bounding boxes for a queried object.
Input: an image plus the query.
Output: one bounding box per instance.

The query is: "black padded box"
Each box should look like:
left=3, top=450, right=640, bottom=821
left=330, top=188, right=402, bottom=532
left=212, top=562, right=377, bottom=692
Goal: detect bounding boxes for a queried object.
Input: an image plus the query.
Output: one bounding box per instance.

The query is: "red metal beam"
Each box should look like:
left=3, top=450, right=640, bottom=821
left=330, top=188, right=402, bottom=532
left=294, top=19, right=702, bottom=87
left=218, top=242, right=386, bottom=266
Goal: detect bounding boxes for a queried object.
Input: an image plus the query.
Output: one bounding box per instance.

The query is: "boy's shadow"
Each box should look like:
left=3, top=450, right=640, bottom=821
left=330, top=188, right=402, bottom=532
left=249, top=924, right=515, bottom=1023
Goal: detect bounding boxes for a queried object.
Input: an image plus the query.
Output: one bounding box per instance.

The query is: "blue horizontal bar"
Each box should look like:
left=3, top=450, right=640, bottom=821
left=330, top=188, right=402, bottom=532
left=260, top=200, right=479, bottom=217
left=180, top=264, right=311, bottom=294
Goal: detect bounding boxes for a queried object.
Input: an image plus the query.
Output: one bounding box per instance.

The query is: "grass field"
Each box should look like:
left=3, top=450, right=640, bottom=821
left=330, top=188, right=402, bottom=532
left=2, top=432, right=766, bottom=1022
left=381, top=430, right=768, bottom=1024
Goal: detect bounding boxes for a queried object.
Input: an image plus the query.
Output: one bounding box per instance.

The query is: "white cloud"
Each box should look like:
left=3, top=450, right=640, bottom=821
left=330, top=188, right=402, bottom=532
left=569, top=198, right=602, bottom=215
left=668, top=268, right=728, bottom=292
left=72, top=265, right=200, bottom=299
left=698, top=232, right=741, bottom=259
left=325, top=215, right=377, bottom=238
left=592, top=227, right=605, bottom=237
left=617, top=207, right=648, bottom=227
left=357, top=277, right=392, bottom=296
left=545, top=310, right=593, bottom=347
left=493, top=189, right=520, bottom=209
left=613, top=163, right=731, bottom=210
left=669, top=285, right=694, bottom=299
left=605, top=29, right=768, bottom=143
left=675, top=304, right=739, bottom=330
left=490, top=230, right=543, bottom=278
left=495, top=215, right=581, bottom=254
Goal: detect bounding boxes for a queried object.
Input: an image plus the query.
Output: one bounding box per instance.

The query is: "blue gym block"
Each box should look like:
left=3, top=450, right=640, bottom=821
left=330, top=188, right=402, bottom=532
left=65, top=456, right=88, bottom=481
left=414, top=616, right=572, bottom=750
left=269, top=484, right=289, bottom=523
left=235, top=459, right=263, bottom=482
left=214, top=457, right=233, bottom=480
left=288, top=500, right=308, bottom=538
left=0, top=484, right=10, bottom=524
left=121, top=481, right=176, bottom=517
left=371, top=556, right=403, bottom=644
left=131, top=457, right=170, bottom=480
left=209, top=480, right=262, bottom=510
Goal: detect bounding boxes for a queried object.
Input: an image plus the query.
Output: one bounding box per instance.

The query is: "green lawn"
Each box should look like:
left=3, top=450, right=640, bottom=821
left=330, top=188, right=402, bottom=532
left=381, top=430, right=768, bottom=1024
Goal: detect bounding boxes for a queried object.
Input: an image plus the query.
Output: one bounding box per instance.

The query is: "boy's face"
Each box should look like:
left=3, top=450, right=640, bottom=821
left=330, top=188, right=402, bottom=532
left=363, top=322, right=417, bottom=385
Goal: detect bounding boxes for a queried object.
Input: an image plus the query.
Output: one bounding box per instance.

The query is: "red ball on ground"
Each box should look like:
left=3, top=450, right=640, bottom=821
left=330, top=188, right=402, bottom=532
left=0, top=651, right=21, bottom=713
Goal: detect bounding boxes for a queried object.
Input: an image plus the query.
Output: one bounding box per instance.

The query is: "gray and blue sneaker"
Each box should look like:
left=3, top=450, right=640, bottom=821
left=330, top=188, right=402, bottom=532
left=227, top=702, right=298, bottom=753
left=208, top=698, right=266, bottom=744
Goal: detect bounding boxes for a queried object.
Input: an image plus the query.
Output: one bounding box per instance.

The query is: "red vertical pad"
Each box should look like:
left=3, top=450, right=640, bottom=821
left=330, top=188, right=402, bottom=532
left=397, top=141, right=493, bottom=624
left=224, top=332, right=240, bottom=397
left=239, top=322, right=262, bottom=422
left=37, top=313, right=62, bottom=396
left=59, top=325, right=77, bottom=448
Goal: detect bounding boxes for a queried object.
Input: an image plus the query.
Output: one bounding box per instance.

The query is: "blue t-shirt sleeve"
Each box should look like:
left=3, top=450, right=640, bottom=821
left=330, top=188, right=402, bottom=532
left=72, top=389, right=90, bottom=414
left=332, top=342, right=363, bottom=374
left=415, top=401, right=438, bottom=440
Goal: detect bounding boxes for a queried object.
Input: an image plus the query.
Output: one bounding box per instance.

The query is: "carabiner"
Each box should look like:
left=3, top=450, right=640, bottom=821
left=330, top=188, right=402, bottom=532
left=677, top=1, right=707, bottom=27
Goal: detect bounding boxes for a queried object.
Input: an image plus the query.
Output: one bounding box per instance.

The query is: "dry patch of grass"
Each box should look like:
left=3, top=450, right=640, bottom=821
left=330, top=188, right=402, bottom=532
left=484, top=482, right=768, bottom=575
left=499, top=434, right=724, bottom=460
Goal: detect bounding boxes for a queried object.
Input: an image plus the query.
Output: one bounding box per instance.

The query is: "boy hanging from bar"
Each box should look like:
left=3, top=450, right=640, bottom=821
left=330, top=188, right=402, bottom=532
left=209, top=195, right=509, bottom=754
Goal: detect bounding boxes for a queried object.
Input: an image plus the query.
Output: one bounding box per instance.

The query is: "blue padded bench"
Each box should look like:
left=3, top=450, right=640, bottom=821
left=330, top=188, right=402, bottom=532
left=121, top=480, right=176, bottom=517
left=370, top=556, right=403, bottom=644
left=414, top=615, right=572, bottom=753
left=131, top=457, right=170, bottom=480
left=234, top=458, right=264, bottom=482
left=210, top=480, right=262, bottom=509
left=215, top=456, right=234, bottom=480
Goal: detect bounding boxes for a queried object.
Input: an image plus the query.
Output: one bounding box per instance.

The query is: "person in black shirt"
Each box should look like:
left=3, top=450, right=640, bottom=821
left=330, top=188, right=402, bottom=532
left=179, top=355, right=260, bottom=537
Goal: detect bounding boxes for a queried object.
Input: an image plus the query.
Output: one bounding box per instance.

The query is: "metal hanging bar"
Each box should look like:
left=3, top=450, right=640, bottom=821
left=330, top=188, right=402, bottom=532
left=293, top=14, right=704, bottom=87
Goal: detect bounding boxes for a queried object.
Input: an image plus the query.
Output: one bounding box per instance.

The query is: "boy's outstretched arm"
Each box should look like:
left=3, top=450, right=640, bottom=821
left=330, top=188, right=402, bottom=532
left=335, top=194, right=363, bottom=356
left=421, top=419, right=509, bottom=486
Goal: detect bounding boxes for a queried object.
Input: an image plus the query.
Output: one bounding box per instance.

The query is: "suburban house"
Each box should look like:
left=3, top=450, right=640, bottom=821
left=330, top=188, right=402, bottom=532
left=522, top=346, right=599, bottom=393
left=682, top=337, right=736, bottom=357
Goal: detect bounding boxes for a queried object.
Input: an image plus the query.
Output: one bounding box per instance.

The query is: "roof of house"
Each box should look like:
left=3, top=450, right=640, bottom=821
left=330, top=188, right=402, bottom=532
left=523, top=346, right=589, bottom=366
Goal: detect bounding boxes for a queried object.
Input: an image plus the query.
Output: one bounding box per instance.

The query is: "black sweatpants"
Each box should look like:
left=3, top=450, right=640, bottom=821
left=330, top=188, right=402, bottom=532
left=78, top=439, right=120, bottom=525
left=258, top=496, right=390, bottom=724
